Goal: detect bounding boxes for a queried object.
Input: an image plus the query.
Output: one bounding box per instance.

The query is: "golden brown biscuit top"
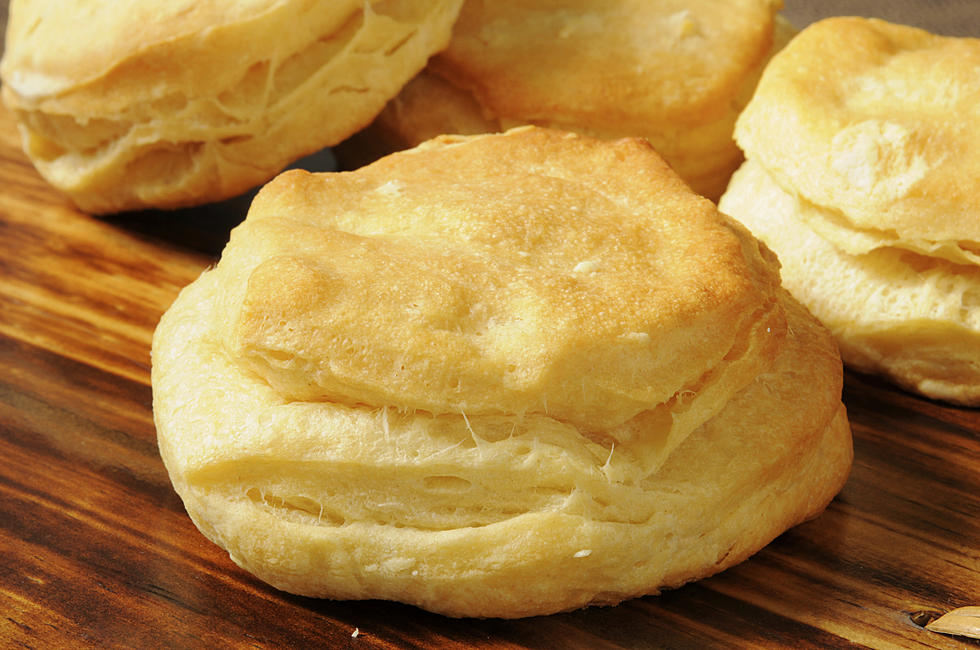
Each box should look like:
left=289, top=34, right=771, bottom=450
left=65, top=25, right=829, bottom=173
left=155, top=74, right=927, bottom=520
left=429, top=0, right=782, bottom=131
left=1, top=0, right=376, bottom=99
left=213, top=128, right=784, bottom=432
left=3, top=1, right=266, bottom=94
left=735, top=17, right=980, bottom=244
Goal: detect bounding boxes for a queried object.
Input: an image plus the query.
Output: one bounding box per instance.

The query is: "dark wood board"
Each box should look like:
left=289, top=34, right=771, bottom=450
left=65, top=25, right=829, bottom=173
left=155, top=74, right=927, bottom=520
left=0, top=3, right=978, bottom=648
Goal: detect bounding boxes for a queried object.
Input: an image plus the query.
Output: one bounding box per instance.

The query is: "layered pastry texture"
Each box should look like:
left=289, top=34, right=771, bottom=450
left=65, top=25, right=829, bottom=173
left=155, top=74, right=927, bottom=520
left=347, top=0, right=794, bottom=200
left=0, top=0, right=464, bottom=214
left=720, top=17, right=980, bottom=405
left=153, top=127, right=852, bottom=618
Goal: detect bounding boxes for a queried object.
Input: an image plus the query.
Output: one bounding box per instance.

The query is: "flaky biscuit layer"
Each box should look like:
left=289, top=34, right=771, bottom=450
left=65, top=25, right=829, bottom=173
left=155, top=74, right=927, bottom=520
left=1, top=0, right=464, bottom=213
left=154, top=128, right=850, bottom=617
left=735, top=17, right=980, bottom=247
left=724, top=17, right=980, bottom=404
left=154, top=270, right=849, bottom=618
left=721, top=160, right=980, bottom=404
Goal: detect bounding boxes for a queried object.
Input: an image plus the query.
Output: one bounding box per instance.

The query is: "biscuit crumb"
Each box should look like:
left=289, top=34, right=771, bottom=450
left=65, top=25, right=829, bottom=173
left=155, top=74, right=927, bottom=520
left=573, top=260, right=601, bottom=274
left=669, top=10, right=700, bottom=39
left=621, top=332, right=651, bottom=344
left=375, top=180, right=404, bottom=196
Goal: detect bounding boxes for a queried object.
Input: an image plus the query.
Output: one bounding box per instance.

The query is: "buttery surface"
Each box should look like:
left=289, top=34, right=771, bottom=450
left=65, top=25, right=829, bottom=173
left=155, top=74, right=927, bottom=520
left=155, top=267, right=848, bottom=618
left=219, top=129, right=784, bottom=437
left=362, top=0, right=788, bottom=199
left=722, top=159, right=980, bottom=404
left=433, top=0, right=777, bottom=128
left=150, top=127, right=851, bottom=618
left=734, top=17, right=980, bottom=247
left=0, top=86, right=977, bottom=645
left=722, top=17, right=980, bottom=405
left=0, top=0, right=464, bottom=213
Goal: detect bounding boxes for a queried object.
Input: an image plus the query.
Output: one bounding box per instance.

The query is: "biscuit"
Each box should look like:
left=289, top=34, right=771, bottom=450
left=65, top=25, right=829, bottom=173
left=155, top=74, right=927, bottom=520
left=720, top=17, right=980, bottom=404
left=0, top=0, right=464, bottom=214
left=153, top=127, right=851, bottom=618
left=341, top=0, right=793, bottom=200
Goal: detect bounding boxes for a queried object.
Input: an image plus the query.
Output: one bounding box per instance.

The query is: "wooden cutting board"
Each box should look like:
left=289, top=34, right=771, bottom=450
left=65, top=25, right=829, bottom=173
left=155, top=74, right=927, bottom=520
left=0, top=98, right=977, bottom=648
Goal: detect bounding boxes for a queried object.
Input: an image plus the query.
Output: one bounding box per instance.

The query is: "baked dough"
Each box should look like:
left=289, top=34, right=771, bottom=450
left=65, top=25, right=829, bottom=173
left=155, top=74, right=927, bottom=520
left=720, top=17, right=980, bottom=404
left=341, top=0, right=793, bottom=200
left=153, top=127, right=851, bottom=618
left=0, top=0, right=464, bottom=214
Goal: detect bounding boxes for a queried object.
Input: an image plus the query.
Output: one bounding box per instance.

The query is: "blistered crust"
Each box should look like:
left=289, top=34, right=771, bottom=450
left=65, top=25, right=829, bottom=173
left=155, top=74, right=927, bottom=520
left=217, top=128, right=786, bottom=464
left=0, top=0, right=464, bottom=213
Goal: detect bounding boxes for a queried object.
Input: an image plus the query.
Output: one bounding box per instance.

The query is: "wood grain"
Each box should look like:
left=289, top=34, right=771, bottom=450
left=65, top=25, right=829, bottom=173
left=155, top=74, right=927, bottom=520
left=0, top=25, right=978, bottom=650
